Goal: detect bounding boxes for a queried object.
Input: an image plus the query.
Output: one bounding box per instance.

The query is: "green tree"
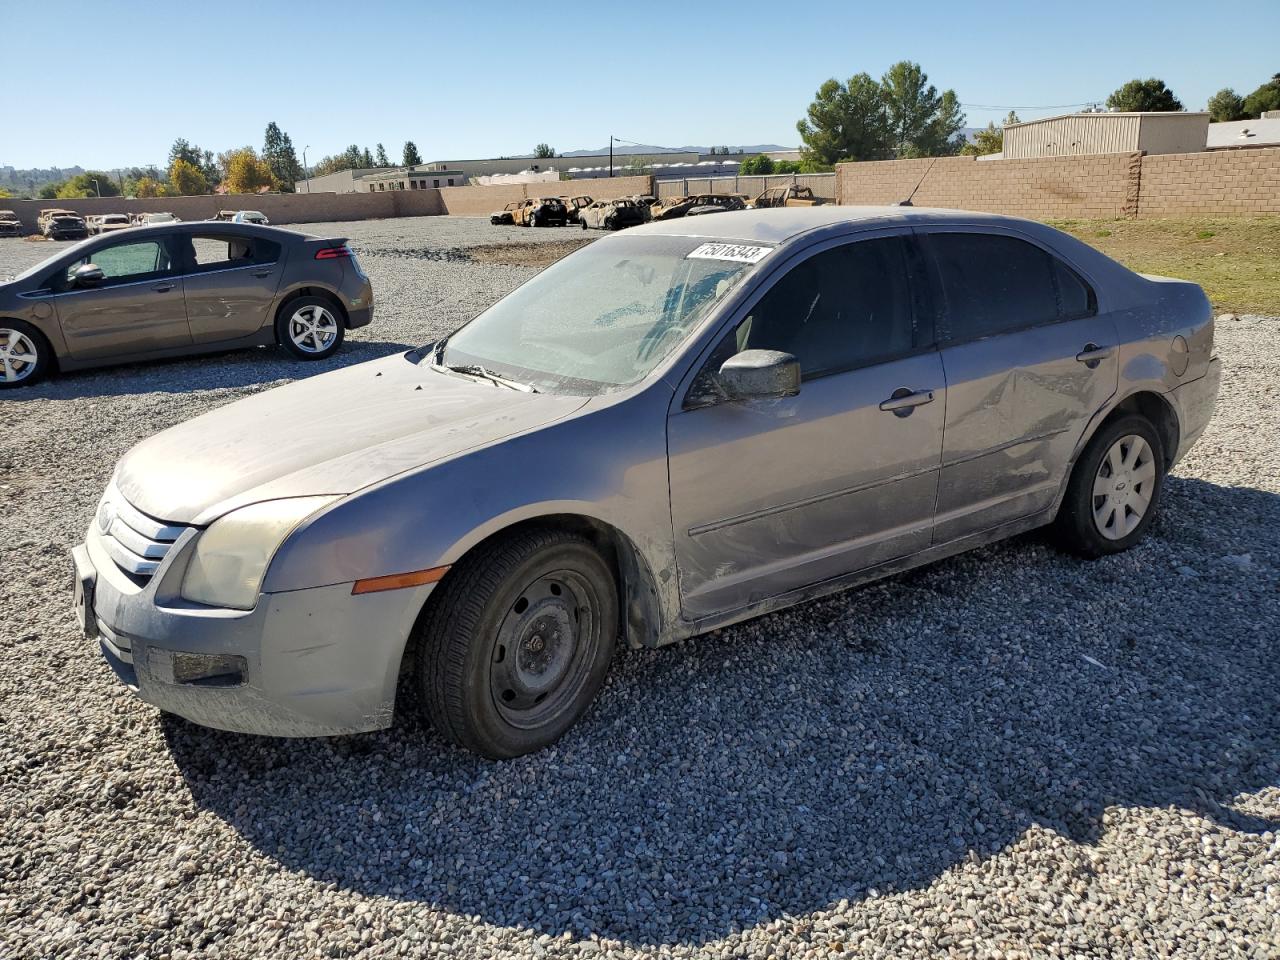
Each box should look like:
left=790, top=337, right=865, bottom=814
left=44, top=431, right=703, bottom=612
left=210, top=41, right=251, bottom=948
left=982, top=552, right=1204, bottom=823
left=170, top=138, right=219, bottom=186
left=797, top=72, right=892, bottom=166
left=403, top=141, right=423, bottom=166
left=737, top=154, right=776, bottom=175
left=1106, top=78, right=1184, bottom=112
left=361, top=147, right=374, bottom=167
left=223, top=147, right=276, bottom=194
left=960, top=122, right=1003, bottom=156
left=881, top=61, right=967, bottom=157
left=1208, top=88, right=1248, bottom=122
left=262, top=122, right=302, bottom=191
left=38, top=183, right=61, bottom=199
left=55, top=172, right=121, bottom=198
left=1242, top=73, right=1280, bottom=117
left=533, top=143, right=556, bottom=158
left=375, top=143, right=390, bottom=167
left=168, top=157, right=209, bottom=195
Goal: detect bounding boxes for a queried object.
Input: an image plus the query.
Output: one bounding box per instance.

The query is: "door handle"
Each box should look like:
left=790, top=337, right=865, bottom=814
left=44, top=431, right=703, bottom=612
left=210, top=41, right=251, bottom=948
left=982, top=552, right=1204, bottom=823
left=879, top=388, right=935, bottom=415
left=152, top=283, right=175, bottom=293
left=1075, top=343, right=1115, bottom=367
left=252, top=269, right=271, bottom=278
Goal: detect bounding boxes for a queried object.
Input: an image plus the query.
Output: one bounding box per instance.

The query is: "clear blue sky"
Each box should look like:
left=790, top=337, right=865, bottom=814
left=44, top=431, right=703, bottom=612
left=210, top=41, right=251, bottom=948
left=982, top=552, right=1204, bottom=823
left=5, top=0, right=1278, bottom=170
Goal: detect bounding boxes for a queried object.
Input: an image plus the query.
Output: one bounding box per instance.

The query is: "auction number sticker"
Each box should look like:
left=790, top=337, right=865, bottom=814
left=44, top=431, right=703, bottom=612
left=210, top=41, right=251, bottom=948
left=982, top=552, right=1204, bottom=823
left=687, top=242, right=773, bottom=264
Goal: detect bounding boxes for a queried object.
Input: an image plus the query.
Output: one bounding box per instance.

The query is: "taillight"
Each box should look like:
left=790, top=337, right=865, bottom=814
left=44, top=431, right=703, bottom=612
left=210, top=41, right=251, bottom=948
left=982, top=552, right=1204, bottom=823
left=315, top=245, right=352, bottom=260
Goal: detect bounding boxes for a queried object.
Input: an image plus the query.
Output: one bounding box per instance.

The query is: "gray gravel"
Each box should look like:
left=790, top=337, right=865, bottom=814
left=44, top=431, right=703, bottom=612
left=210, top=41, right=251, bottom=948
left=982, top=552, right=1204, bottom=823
left=2, top=217, right=1277, bottom=959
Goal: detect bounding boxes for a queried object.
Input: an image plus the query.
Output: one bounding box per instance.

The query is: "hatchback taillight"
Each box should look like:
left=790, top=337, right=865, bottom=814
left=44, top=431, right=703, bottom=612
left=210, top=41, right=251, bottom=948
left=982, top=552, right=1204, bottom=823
left=315, top=245, right=353, bottom=260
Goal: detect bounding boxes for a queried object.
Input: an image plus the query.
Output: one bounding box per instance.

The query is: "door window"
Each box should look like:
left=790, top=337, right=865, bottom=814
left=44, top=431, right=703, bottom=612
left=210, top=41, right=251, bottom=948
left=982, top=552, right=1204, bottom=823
left=188, top=235, right=281, bottom=272
left=927, top=232, right=1095, bottom=342
left=688, top=236, right=919, bottom=403
left=64, top=239, right=173, bottom=288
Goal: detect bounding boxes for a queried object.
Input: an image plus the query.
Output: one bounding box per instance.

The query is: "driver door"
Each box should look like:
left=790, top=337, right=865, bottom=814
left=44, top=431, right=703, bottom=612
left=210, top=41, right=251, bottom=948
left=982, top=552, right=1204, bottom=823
left=52, top=234, right=191, bottom=360
left=666, top=232, right=945, bottom=620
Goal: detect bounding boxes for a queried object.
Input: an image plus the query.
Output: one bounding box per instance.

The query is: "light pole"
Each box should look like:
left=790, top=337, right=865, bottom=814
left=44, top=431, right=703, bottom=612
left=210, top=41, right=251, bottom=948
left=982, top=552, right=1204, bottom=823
left=609, top=135, right=614, bottom=178
left=90, top=178, right=101, bottom=197
left=302, top=146, right=311, bottom=193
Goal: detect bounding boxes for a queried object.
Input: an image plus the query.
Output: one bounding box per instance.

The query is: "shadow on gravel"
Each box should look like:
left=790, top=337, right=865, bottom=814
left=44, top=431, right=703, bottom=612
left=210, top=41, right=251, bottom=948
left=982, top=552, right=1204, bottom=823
left=5, top=338, right=416, bottom=401
left=164, top=475, right=1280, bottom=950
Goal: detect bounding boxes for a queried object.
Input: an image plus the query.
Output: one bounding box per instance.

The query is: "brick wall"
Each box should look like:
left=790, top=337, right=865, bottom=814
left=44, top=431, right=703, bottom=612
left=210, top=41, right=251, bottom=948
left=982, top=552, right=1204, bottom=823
left=7, top=189, right=444, bottom=233
left=836, top=148, right=1280, bottom=219
left=437, top=175, right=654, bottom=217
left=1138, top=148, right=1280, bottom=217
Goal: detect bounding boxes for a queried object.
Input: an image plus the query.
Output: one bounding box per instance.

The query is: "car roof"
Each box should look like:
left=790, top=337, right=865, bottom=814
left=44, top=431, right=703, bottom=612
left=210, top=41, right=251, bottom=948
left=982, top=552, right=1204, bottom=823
left=630, top=205, right=1038, bottom=245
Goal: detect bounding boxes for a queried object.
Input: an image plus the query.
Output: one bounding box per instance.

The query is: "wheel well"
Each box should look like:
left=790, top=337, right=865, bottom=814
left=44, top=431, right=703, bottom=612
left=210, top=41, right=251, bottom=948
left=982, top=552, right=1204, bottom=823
left=402, top=514, right=663, bottom=679
left=2, top=319, right=59, bottom=373
left=1102, top=391, right=1180, bottom=468
left=275, top=287, right=350, bottom=328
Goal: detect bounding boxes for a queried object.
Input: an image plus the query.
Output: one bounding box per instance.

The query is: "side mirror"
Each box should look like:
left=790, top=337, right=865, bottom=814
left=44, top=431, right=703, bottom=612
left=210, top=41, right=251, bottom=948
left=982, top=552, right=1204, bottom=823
left=73, top=264, right=105, bottom=288
left=717, top=349, right=800, bottom=401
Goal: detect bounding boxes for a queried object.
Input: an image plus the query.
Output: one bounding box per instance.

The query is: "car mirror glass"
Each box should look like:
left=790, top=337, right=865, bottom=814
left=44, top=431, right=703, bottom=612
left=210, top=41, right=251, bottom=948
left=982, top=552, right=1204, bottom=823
left=717, top=349, right=801, bottom=401
left=73, top=264, right=105, bottom=288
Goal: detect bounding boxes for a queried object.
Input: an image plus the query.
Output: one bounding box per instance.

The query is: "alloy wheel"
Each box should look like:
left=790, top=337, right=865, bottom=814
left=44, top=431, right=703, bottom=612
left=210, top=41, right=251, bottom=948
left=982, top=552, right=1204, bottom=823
left=0, top=329, right=40, bottom=384
left=288, top=305, right=338, bottom=354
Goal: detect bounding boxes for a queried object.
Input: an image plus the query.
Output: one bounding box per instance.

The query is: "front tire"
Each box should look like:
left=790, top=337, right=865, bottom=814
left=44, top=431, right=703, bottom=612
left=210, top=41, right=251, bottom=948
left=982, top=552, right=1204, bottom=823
left=0, top=320, right=52, bottom=389
left=275, top=296, right=345, bottom=361
left=1053, top=415, right=1165, bottom=558
left=417, top=528, right=618, bottom=759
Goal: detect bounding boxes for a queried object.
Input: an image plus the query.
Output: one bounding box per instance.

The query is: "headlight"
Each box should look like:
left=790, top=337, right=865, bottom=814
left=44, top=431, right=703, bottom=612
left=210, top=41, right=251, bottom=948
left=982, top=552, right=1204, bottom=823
left=181, top=496, right=339, bottom=610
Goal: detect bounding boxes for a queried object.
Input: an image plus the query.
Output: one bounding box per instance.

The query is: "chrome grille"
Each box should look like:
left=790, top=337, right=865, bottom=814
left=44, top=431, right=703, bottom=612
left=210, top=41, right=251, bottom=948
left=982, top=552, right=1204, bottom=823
left=98, top=490, right=188, bottom=579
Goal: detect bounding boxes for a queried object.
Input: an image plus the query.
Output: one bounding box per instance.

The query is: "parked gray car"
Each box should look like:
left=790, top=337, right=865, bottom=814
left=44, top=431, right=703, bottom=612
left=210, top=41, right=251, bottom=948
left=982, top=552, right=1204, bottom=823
left=0, top=221, right=373, bottom=387
left=72, top=207, right=1219, bottom=758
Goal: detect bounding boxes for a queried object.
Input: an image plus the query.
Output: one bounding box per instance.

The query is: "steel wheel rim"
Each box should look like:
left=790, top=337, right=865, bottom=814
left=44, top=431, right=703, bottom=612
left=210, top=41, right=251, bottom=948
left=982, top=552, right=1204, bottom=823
left=0, top=329, right=39, bottom=383
left=490, top=569, right=598, bottom=730
left=1092, top=434, right=1156, bottom=540
left=288, top=305, right=338, bottom=354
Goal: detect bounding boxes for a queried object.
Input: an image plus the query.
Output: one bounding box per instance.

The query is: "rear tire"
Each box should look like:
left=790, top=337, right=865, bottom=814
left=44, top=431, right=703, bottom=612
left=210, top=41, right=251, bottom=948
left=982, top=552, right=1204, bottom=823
left=416, top=528, right=618, bottom=759
left=1052, top=415, right=1165, bottom=558
left=275, top=296, right=345, bottom=361
left=0, top=320, right=52, bottom=389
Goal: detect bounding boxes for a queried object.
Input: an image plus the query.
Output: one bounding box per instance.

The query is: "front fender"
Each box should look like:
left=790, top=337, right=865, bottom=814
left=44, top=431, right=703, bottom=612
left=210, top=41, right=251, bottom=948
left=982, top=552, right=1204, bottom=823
left=262, top=386, right=682, bottom=637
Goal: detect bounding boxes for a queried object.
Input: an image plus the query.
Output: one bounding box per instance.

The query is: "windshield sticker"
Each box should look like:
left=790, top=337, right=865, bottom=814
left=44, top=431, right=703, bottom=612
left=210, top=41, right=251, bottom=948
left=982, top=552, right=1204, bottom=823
left=686, top=242, right=773, bottom=264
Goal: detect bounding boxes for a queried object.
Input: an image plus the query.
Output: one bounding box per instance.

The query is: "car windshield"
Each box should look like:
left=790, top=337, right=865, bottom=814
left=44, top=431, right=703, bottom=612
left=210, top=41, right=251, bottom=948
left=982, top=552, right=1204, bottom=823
left=438, top=234, right=771, bottom=395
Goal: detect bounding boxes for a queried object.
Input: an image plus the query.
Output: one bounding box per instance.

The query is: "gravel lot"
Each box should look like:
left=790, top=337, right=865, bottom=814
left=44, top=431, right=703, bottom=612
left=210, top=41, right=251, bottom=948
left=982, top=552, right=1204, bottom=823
left=2, top=216, right=1277, bottom=959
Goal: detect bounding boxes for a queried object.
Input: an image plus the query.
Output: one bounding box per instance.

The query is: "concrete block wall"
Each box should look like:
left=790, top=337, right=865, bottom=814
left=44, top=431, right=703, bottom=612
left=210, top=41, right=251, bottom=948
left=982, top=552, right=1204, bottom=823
left=6, top=189, right=444, bottom=233
left=837, top=154, right=1139, bottom=219
left=1138, top=147, right=1280, bottom=217
left=836, top=148, right=1280, bottom=219
left=436, top=175, right=654, bottom=217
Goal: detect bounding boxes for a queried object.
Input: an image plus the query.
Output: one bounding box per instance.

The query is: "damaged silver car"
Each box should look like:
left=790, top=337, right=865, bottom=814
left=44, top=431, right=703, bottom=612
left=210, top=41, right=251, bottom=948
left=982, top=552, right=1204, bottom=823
left=73, top=207, right=1220, bottom=758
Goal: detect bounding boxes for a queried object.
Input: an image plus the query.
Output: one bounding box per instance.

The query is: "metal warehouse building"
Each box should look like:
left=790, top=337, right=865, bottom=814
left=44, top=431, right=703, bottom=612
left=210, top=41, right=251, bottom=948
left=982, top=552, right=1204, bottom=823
left=1003, top=112, right=1210, bottom=159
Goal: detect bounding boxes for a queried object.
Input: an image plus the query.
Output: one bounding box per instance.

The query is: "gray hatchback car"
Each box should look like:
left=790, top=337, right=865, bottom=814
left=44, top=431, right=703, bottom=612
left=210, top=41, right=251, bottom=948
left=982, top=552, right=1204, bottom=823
left=0, top=221, right=373, bottom=388
left=72, top=207, right=1219, bottom=758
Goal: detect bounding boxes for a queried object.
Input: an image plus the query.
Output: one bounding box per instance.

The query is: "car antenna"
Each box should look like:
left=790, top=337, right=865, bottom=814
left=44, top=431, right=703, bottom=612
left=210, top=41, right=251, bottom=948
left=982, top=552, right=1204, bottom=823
left=897, top=156, right=939, bottom=207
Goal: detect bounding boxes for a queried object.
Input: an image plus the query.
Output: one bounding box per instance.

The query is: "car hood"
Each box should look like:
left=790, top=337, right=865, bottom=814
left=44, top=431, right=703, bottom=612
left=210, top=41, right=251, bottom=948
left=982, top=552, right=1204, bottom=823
left=115, top=352, right=589, bottom=526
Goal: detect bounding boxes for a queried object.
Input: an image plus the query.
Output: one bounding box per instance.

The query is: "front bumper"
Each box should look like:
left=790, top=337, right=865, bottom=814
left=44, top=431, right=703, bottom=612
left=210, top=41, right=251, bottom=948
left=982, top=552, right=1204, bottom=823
left=72, top=521, right=435, bottom=737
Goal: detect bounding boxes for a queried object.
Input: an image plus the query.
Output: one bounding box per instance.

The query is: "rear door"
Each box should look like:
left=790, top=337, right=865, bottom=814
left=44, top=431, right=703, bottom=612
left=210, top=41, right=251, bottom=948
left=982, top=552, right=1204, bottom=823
left=178, top=232, right=284, bottom=343
left=919, top=229, right=1118, bottom=543
left=51, top=234, right=190, bottom=360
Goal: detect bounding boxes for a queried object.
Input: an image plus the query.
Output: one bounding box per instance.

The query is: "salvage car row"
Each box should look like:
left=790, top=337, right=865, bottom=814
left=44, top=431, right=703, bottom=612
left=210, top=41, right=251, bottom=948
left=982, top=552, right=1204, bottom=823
left=490, top=183, right=828, bottom=231
left=0, top=207, right=271, bottom=240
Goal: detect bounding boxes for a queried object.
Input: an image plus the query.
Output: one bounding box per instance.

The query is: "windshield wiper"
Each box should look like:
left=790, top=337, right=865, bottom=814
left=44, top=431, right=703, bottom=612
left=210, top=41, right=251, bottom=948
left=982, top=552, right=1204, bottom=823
left=438, top=361, right=538, bottom=393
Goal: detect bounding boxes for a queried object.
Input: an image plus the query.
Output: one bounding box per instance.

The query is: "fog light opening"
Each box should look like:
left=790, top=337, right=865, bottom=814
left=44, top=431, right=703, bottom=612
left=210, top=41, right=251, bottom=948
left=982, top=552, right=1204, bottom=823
left=171, top=653, right=247, bottom=688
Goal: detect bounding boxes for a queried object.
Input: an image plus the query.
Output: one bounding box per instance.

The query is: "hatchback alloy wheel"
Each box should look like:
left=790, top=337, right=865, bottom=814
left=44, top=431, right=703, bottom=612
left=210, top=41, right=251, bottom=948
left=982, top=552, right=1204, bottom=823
left=0, top=328, right=40, bottom=384
left=289, top=304, right=339, bottom=354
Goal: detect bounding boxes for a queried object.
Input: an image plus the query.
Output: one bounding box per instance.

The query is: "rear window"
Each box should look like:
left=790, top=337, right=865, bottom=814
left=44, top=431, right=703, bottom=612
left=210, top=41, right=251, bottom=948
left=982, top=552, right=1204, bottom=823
left=928, top=232, right=1095, bottom=342
left=190, top=235, right=280, bottom=270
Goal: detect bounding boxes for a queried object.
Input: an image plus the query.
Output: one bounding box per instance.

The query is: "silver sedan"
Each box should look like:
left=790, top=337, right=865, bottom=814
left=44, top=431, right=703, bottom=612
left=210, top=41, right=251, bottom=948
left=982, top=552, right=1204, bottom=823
left=72, top=207, right=1220, bottom=758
